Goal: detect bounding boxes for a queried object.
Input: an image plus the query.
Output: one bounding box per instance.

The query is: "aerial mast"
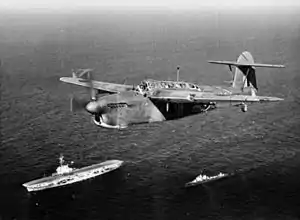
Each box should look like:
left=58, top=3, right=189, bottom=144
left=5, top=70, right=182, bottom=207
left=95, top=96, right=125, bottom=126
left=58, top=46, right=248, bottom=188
left=176, top=66, right=180, bottom=82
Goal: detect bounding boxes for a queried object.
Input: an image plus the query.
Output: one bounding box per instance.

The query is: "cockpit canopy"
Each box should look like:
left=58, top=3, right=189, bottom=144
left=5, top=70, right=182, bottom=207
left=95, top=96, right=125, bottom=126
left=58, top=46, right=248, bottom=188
left=136, top=79, right=202, bottom=93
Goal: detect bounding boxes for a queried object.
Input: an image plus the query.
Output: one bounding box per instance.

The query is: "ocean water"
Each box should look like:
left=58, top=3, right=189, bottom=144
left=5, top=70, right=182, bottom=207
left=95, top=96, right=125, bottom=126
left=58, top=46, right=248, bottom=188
left=1, top=7, right=300, bottom=220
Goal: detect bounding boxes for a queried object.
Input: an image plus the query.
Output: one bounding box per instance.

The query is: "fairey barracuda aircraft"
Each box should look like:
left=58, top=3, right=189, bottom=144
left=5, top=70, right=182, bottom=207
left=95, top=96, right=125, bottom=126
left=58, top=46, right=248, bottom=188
left=59, top=51, right=285, bottom=129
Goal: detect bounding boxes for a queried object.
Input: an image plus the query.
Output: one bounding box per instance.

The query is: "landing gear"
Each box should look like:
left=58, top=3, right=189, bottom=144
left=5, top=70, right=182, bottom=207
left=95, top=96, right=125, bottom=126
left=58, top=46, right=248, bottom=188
left=201, top=104, right=211, bottom=113
left=203, top=102, right=216, bottom=113
left=191, top=102, right=216, bottom=113
left=241, top=103, right=248, bottom=112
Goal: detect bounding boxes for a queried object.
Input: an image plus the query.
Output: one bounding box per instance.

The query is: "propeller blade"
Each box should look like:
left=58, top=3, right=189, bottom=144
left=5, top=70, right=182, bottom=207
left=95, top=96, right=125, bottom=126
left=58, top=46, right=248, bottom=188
left=86, top=71, right=97, bottom=101
left=70, top=96, right=89, bottom=112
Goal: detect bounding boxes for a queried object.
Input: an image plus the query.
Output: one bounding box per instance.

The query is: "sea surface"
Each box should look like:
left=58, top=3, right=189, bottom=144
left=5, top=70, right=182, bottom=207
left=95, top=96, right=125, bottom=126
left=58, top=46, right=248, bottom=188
left=1, top=7, right=300, bottom=220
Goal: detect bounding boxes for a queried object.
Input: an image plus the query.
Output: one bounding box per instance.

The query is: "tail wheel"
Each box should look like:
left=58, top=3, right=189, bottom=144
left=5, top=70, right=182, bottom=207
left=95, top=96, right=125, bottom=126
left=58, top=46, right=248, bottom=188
left=241, top=103, right=248, bottom=112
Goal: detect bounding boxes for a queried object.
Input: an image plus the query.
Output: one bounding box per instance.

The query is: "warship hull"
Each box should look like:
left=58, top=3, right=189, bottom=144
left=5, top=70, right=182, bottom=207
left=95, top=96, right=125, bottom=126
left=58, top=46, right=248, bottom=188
left=23, top=160, right=123, bottom=192
left=185, top=173, right=231, bottom=188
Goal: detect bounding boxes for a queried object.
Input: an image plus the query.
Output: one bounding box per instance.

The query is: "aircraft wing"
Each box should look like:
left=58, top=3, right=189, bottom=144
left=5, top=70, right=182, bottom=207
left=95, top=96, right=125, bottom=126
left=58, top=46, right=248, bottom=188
left=149, top=89, right=283, bottom=103
left=207, top=60, right=285, bottom=68
left=59, top=77, right=134, bottom=93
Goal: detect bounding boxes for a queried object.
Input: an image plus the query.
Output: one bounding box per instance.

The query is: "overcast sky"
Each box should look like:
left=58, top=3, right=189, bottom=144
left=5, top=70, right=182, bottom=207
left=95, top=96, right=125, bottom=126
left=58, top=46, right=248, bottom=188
left=1, top=0, right=299, bottom=10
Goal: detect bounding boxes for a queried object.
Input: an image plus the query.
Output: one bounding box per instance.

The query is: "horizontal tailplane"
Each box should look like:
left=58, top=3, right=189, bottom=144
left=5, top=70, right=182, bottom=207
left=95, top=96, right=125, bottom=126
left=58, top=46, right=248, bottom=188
left=208, top=51, right=285, bottom=92
left=208, top=60, right=285, bottom=68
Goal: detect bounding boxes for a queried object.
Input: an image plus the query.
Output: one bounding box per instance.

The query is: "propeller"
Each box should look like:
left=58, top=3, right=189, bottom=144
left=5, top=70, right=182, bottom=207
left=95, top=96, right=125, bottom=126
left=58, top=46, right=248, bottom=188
left=70, top=70, right=99, bottom=113
left=70, top=95, right=109, bottom=115
left=86, top=71, right=97, bottom=101
left=69, top=70, right=112, bottom=127
left=70, top=96, right=90, bottom=112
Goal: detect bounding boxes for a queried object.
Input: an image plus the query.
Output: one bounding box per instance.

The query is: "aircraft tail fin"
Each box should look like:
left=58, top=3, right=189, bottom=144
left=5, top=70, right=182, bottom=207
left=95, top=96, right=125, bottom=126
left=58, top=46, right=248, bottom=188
left=208, top=51, right=285, bottom=93
left=232, top=51, right=257, bottom=92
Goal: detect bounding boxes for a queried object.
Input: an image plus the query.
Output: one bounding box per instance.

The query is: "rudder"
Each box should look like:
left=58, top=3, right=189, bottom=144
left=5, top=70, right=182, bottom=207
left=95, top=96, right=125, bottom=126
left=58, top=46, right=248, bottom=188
left=232, top=51, right=258, bottom=92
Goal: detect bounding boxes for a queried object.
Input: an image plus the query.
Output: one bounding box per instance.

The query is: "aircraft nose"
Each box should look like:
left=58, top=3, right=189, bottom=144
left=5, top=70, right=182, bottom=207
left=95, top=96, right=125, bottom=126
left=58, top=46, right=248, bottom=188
left=85, top=101, right=99, bottom=114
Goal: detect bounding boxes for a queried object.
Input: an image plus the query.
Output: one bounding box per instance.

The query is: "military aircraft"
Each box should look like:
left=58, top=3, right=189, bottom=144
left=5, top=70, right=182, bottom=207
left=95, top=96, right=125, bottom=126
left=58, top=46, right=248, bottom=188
left=59, top=51, right=285, bottom=129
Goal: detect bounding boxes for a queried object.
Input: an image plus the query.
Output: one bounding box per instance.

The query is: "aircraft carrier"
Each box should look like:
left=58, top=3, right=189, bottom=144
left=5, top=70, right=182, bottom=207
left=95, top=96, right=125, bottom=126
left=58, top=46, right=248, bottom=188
left=22, top=155, right=123, bottom=192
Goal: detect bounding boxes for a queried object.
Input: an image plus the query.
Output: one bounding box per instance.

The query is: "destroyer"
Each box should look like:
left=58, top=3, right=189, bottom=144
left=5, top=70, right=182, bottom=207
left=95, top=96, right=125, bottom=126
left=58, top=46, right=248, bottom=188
left=185, top=172, right=230, bottom=187
left=23, top=155, right=123, bottom=192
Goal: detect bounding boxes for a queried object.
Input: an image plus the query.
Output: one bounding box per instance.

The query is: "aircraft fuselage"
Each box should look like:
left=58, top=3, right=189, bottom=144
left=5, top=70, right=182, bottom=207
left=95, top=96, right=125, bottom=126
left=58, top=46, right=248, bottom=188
left=92, top=91, right=215, bottom=128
